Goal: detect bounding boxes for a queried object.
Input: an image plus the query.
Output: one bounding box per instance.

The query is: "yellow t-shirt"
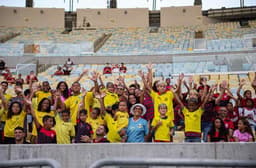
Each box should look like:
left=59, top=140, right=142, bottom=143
left=182, top=107, right=204, bottom=133
left=4, top=93, right=12, bottom=101
left=53, top=114, right=75, bottom=144
left=32, top=110, right=55, bottom=136
left=104, top=113, right=121, bottom=143
left=1, top=93, right=13, bottom=122
left=0, top=106, right=4, bottom=119
left=35, top=91, right=52, bottom=104
left=4, top=111, right=26, bottom=138
left=104, top=91, right=119, bottom=108
left=150, top=90, right=174, bottom=120
left=83, top=92, right=100, bottom=119
left=115, top=111, right=129, bottom=131
left=65, top=94, right=83, bottom=124
left=151, top=116, right=174, bottom=141
left=86, top=116, right=105, bottom=139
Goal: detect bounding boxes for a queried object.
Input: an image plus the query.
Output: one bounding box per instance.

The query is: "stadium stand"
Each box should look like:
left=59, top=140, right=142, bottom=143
left=0, top=2, right=256, bottom=167
left=0, top=0, right=255, bottom=150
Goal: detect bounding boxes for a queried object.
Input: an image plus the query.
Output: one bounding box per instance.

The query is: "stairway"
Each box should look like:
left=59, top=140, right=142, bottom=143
left=65, top=12, right=77, bottom=31
left=149, top=10, right=160, bottom=27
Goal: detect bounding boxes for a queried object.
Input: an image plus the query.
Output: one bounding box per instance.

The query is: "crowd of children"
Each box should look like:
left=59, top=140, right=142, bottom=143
left=0, top=64, right=255, bottom=144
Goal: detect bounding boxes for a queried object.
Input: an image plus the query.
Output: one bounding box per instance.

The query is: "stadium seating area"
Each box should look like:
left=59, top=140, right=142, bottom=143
left=23, top=63, right=252, bottom=97
left=97, top=21, right=256, bottom=55
left=0, top=20, right=256, bottom=56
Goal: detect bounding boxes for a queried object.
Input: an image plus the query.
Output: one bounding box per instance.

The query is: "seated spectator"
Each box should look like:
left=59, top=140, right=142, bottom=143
left=119, top=63, right=127, bottom=73
left=63, top=64, right=73, bottom=75
left=0, top=59, right=6, bottom=71
left=14, top=127, right=30, bottom=144
left=26, top=71, right=38, bottom=84
left=207, top=118, right=228, bottom=142
left=53, top=66, right=64, bottom=76
left=217, top=106, right=234, bottom=141
left=2, top=68, right=10, bottom=78
left=103, top=63, right=112, bottom=74
left=233, top=117, right=254, bottom=142
left=65, top=58, right=74, bottom=67
left=112, top=64, right=120, bottom=73
left=5, top=71, right=16, bottom=84
left=15, top=74, right=24, bottom=85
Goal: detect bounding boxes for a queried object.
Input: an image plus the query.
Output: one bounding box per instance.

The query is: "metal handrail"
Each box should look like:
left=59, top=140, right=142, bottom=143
left=89, top=158, right=256, bottom=168
left=0, top=158, right=61, bottom=168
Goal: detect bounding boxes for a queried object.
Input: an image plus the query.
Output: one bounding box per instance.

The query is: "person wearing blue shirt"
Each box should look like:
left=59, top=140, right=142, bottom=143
left=125, top=104, right=149, bottom=142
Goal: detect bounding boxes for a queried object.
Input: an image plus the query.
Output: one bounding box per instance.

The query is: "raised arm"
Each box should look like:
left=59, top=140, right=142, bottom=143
left=24, top=99, right=40, bottom=129
left=119, top=76, right=129, bottom=92
left=98, top=74, right=105, bottom=89
left=95, top=92, right=106, bottom=116
left=174, top=73, right=184, bottom=95
left=0, top=86, right=7, bottom=110
left=52, top=91, right=63, bottom=115
left=201, top=85, right=215, bottom=108
left=90, top=71, right=99, bottom=93
left=77, top=90, right=87, bottom=119
left=139, top=88, right=145, bottom=104
left=146, top=63, right=153, bottom=88
left=172, top=89, right=185, bottom=109
left=237, top=79, right=246, bottom=99
left=251, top=72, right=256, bottom=94
left=74, top=69, right=88, bottom=83
left=138, top=70, right=151, bottom=92
left=183, top=80, right=190, bottom=95
left=200, top=78, right=208, bottom=102
left=215, top=84, right=223, bottom=105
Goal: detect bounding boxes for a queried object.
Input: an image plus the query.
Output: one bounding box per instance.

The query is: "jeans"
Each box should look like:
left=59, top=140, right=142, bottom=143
left=201, top=121, right=212, bottom=142
left=185, top=136, right=201, bottom=142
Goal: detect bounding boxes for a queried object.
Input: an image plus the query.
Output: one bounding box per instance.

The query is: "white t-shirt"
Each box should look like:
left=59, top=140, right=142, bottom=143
left=238, top=107, right=256, bottom=126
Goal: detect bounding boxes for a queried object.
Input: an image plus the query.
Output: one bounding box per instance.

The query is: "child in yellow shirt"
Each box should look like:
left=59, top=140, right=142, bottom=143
left=151, top=104, right=174, bottom=142
left=174, top=86, right=213, bottom=142
left=114, top=101, right=129, bottom=139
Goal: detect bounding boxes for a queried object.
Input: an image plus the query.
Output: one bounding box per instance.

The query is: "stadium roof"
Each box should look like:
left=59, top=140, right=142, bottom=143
left=1, top=0, right=256, bottom=11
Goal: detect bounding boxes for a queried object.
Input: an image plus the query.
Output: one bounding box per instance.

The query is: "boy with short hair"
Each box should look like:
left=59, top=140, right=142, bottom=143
left=54, top=110, right=75, bottom=144
left=75, top=109, right=93, bottom=143
left=14, top=127, right=30, bottom=144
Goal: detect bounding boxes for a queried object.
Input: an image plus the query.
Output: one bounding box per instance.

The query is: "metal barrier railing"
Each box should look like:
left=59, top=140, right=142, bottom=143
left=89, top=158, right=256, bottom=168
left=0, top=158, right=61, bottom=168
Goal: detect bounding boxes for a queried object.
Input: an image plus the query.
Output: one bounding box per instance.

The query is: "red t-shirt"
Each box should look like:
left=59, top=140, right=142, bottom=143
left=54, top=70, right=64, bottom=76
left=239, top=98, right=256, bottom=108
left=26, top=75, right=38, bottom=84
left=103, top=67, right=112, bottom=74
left=93, top=138, right=109, bottom=143
left=37, top=127, right=57, bottom=144
left=119, top=66, right=127, bottom=73
left=222, top=118, right=234, bottom=130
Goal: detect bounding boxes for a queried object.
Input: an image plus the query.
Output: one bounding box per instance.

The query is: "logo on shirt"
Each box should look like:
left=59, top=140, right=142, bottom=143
left=137, top=124, right=143, bottom=129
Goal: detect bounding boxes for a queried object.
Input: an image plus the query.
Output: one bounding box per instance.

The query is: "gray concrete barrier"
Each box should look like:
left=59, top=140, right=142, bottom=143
left=0, top=143, right=255, bottom=168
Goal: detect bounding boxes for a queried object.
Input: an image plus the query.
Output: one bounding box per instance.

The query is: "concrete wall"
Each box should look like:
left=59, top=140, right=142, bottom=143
left=202, top=16, right=222, bottom=25
left=0, top=143, right=255, bottom=168
left=0, top=7, right=64, bottom=28
left=161, top=6, right=203, bottom=27
left=1, top=49, right=256, bottom=66
left=76, top=8, right=149, bottom=28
